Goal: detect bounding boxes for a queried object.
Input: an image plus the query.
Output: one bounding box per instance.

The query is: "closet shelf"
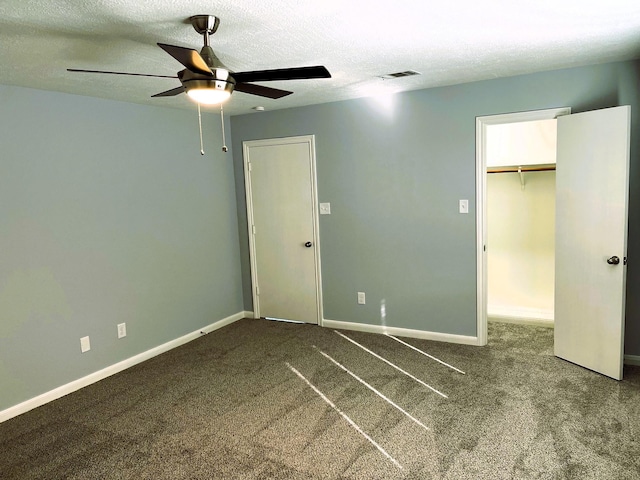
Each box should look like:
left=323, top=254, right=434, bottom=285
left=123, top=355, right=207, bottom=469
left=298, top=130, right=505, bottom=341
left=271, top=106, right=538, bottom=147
left=487, top=164, right=556, bottom=174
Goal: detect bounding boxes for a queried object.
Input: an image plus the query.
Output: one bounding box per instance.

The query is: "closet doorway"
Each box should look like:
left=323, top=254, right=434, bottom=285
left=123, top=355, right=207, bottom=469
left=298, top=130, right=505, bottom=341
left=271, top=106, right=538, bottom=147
left=476, top=106, right=631, bottom=380
left=476, top=107, right=571, bottom=347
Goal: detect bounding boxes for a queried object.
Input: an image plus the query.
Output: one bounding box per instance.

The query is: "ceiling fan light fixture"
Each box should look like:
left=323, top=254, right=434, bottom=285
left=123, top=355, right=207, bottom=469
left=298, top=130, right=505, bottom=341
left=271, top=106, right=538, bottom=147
left=187, top=88, right=231, bottom=105
left=185, top=77, right=234, bottom=105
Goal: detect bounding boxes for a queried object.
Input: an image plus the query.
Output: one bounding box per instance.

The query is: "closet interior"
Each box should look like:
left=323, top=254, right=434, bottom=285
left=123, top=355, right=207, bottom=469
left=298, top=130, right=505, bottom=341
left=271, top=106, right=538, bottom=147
left=486, top=118, right=557, bottom=326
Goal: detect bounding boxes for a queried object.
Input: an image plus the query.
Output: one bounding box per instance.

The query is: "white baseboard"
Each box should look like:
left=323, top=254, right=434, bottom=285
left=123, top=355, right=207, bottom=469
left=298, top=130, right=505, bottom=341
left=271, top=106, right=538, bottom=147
left=489, top=316, right=554, bottom=328
left=0, top=311, right=247, bottom=424
left=488, top=305, right=554, bottom=327
left=322, top=319, right=479, bottom=346
left=625, top=355, right=640, bottom=367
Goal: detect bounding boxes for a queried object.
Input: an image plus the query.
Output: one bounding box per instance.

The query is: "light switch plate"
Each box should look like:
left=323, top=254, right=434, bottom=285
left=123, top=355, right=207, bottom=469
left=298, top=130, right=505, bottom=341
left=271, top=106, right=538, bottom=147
left=319, top=203, right=331, bottom=214
left=80, top=336, right=90, bottom=353
left=459, top=199, right=469, bottom=214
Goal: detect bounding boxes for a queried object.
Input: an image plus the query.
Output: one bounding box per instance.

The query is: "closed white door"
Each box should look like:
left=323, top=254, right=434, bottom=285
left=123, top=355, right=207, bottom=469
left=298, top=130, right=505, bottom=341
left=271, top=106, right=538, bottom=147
left=554, top=106, right=630, bottom=380
left=243, top=136, right=321, bottom=324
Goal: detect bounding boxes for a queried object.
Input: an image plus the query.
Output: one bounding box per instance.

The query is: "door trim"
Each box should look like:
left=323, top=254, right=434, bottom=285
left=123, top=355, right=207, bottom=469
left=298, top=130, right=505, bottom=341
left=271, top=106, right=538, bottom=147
left=475, top=107, right=571, bottom=345
left=243, top=135, right=324, bottom=325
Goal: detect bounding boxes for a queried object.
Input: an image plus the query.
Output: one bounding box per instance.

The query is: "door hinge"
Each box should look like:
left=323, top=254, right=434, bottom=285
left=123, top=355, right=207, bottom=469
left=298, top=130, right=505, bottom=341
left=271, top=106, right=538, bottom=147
left=256, top=285, right=260, bottom=295
left=247, top=162, right=252, bottom=172
left=252, top=224, right=256, bottom=235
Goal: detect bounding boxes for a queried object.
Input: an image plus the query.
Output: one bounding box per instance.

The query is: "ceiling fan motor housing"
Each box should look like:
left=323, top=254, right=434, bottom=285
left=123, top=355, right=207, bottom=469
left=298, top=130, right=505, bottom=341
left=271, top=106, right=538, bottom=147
left=183, top=77, right=235, bottom=93
left=199, top=45, right=226, bottom=70
left=179, top=44, right=236, bottom=99
left=180, top=69, right=235, bottom=93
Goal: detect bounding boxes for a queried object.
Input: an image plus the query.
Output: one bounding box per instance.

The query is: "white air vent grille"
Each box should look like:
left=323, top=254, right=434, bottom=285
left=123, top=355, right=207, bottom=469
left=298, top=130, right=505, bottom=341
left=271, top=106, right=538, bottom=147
left=380, top=70, right=421, bottom=79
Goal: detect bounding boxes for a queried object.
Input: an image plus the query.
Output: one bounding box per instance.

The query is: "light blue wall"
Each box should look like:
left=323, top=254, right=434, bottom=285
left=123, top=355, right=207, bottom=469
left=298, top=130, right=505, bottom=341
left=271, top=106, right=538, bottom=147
left=230, top=60, right=640, bottom=354
left=0, top=85, right=244, bottom=411
left=3, top=59, right=637, bottom=415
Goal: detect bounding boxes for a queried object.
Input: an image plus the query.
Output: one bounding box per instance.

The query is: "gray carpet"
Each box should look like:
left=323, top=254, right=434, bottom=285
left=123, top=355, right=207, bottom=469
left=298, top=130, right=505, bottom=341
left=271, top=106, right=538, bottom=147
left=1, top=319, right=639, bottom=479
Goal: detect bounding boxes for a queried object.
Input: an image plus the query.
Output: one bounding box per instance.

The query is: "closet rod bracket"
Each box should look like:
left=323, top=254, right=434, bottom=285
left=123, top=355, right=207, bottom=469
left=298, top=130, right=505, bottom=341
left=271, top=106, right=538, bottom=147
left=518, top=166, right=525, bottom=190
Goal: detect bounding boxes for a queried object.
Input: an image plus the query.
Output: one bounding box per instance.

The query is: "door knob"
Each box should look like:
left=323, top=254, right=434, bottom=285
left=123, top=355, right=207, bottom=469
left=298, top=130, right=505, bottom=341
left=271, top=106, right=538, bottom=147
left=304, top=241, right=313, bottom=248
left=607, top=256, right=620, bottom=265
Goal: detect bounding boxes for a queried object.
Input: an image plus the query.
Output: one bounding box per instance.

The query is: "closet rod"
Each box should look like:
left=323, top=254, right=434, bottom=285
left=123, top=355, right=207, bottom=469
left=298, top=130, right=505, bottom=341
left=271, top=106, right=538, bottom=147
left=487, top=164, right=556, bottom=174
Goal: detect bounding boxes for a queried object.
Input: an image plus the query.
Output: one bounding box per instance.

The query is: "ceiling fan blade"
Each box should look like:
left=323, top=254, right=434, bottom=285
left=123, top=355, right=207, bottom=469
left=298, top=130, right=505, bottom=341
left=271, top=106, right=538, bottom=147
left=235, top=82, right=293, bottom=99
left=233, top=66, right=331, bottom=83
left=157, top=43, right=213, bottom=76
left=67, top=68, right=177, bottom=79
left=151, top=86, right=186, bottom=98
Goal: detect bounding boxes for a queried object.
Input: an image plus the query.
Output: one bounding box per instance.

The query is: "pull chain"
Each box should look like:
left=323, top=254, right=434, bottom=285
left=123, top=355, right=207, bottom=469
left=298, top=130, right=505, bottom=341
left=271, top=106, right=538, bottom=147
left=220, top=104, right=228, bottom=152
left=197, top=103, right=205, bottom=155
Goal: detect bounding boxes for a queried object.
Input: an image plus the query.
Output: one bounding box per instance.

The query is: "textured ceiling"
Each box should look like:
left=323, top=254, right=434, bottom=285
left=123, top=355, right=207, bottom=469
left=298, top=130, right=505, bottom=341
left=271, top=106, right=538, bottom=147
left=1, top=0, right=640, bottom=115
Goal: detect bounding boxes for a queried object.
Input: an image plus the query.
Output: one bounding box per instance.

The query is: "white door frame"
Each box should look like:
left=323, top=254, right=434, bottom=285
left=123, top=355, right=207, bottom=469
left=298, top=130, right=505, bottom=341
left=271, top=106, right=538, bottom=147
left=475, top=107, right=571, bottom=345
left=243, top=135, right=324, bottom=324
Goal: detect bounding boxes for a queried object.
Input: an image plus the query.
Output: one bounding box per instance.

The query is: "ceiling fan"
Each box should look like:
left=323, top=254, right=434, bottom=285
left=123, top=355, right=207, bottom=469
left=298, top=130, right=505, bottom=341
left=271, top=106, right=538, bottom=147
left=68, top=15, right=332, bottom=105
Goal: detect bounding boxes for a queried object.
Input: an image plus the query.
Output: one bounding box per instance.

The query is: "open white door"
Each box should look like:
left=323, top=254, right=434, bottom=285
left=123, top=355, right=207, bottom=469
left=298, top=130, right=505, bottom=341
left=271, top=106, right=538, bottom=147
left=554, top=106, right=630, bottom=380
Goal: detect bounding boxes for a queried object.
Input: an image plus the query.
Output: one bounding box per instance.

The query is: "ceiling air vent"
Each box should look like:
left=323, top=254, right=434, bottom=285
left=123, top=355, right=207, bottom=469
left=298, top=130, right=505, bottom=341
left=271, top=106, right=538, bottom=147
left=380, top=70, right=421, bottom=79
